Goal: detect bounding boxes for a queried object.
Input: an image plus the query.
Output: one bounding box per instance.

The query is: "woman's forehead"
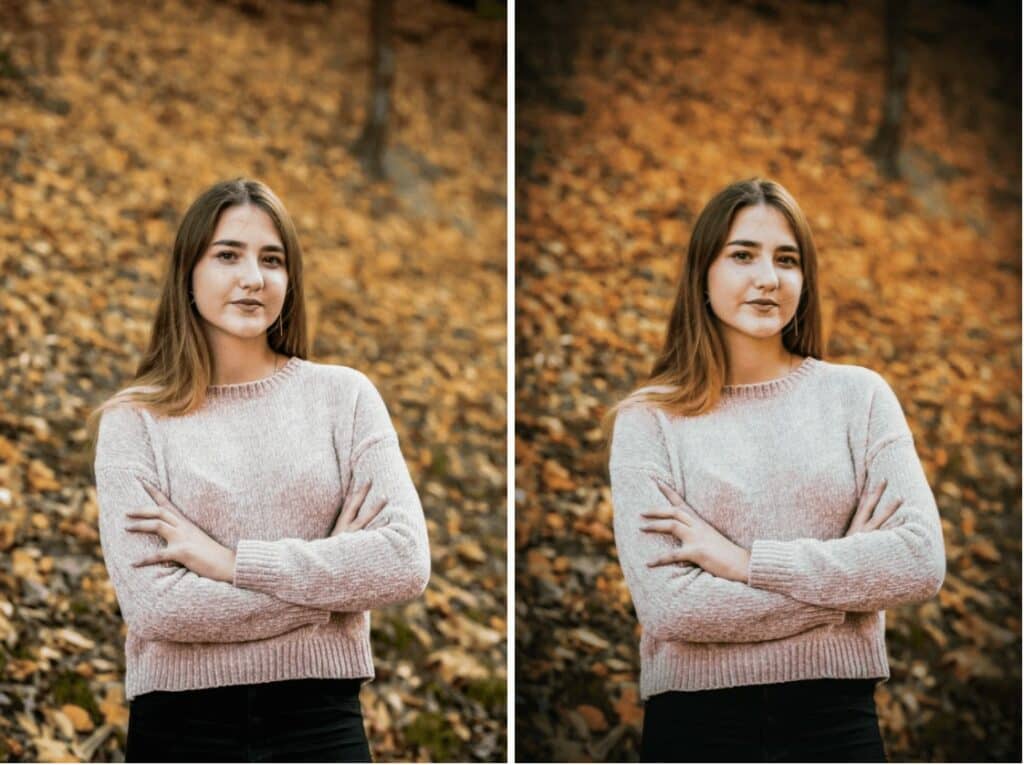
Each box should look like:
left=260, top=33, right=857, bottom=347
left=211, top=205, right=283, bottom=247
left=727, top=205, right=796, bottom=243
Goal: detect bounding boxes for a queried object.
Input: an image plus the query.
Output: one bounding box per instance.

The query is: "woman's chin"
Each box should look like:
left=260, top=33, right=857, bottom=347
left=207, top=320, right=273, bottom=340
left=724, top=320, right=786, bottom=340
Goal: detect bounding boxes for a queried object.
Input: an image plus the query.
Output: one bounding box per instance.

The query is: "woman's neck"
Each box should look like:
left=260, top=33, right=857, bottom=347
left=723, top=336, right=800, bottom=386
left=209, top=346, right=285, bottom=386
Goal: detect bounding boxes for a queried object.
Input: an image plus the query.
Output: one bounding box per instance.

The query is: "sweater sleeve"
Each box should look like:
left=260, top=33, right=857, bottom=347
left=610, top=403, right=847, bottom=643
left=232, top=375, right=431, bottom=611
left=747, top=373, right=946, bottom=612
left=95, top=408, right=332, bottom=643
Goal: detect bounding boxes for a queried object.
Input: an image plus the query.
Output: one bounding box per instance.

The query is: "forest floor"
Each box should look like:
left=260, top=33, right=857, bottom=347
left=515, top=0, right=1020, bottom=761
left=0, top=0, right=506, bottom=762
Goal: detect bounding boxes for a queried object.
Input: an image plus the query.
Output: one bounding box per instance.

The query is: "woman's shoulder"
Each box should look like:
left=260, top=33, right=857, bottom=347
left=297, top=359, right=379, bottom=392
left=810, top=358, right=895, bottom=398
left=98, top=392, right=159, bottom=431
left=615, top=385, right=675, bottom=417
left=297, top=359, right=391, bottom=415
left=93, top=395, right=161, bottom=472
left=611, top=385, right=677, bottom=438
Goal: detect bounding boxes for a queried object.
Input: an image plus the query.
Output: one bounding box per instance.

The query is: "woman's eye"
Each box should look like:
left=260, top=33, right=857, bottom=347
left=779, top=256, right=800, bottom=266
left=214, top=250, right=282, bottom=266
left=731, top=251, right=752, bottom=261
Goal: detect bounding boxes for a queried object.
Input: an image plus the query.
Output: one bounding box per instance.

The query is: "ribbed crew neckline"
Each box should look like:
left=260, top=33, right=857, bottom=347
left=721, top=356, right=820, bottom=400
left=206, top=356, right=303, bottom=400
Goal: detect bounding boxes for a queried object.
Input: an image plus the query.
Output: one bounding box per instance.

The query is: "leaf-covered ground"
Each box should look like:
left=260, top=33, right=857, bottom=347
left=0, top=1, right=506, bottom=761
left=515, top=1, right=1020, bottom=761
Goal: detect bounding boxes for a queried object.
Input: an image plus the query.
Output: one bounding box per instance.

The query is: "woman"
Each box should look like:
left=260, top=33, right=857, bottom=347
left=608, top=178, right=945, bottom=762
left=88, top=178, right=431, bottom=762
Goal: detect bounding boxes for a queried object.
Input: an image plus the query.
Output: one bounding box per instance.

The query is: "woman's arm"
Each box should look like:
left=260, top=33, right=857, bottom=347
left=612, top=464, right=846, bottom=642
left=611, top=404, right=846, bottom=643
left=746, top=376, right=946, bottom=611
left=232, top=378, right=431, bottom=611
left=746, top=437, right=946, bottom=611
left=96, top=466, right=332, bottom=642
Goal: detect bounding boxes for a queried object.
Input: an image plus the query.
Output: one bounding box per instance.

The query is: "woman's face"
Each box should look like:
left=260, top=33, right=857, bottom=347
left=706, top=203, right=803, bottom=342
left=190, top=204, right=288, bottom=343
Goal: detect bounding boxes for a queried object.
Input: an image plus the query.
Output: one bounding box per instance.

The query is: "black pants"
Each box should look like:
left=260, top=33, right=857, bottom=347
left=641, top=677, right=887, bottom=763
left=125, top=677, right=372, bottom=763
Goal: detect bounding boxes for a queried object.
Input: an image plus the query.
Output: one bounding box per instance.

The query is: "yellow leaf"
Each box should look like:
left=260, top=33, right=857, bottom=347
left=61, top=704, right=94, bottom=733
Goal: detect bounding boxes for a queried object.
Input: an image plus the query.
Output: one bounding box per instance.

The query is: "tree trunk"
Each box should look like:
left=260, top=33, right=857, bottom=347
left=353, top=0, right=395, bottom=180
left=870, top=0, right=910, bottom=179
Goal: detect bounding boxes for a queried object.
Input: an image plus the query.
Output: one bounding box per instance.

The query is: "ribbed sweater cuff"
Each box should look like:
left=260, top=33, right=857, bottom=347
left=235, top=539, right=288, bottom=594
left=747, top=539, right=799, bottom=592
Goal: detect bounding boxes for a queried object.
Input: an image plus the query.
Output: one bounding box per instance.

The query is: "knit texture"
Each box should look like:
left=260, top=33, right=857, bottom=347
left=94, top=357, right=431, bottom=700
left=610, top=357, right=945, bottom=700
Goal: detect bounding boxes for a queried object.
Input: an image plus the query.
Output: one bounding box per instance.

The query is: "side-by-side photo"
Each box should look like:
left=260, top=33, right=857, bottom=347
left=515, top=0, right=1019, bottom=762
left=2, top=1, right=506, bottom=762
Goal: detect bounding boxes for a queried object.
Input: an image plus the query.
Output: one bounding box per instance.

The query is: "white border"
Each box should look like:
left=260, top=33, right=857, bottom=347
left=506, top=1, right=516, bottom=762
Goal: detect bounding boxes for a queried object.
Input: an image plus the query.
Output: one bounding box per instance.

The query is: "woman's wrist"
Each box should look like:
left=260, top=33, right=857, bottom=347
left=217, top=546, right=237, bottom=584
left=727, top=544, right=752, bottom=584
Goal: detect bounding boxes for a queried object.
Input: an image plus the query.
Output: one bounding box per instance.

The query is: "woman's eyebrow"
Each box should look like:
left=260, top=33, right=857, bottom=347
left=211, top=239, right=285, bottom=254
left=725, top=239, right=800, bottom=253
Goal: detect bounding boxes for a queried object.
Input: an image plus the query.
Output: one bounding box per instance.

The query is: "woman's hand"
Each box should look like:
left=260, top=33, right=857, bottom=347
left=641, top=482, right=751, bottom=583
left=330, top=479, right=388, bottom=537
left=845, top=477, right=902, bottom=536
left=126, top=484, right=237, bottom=583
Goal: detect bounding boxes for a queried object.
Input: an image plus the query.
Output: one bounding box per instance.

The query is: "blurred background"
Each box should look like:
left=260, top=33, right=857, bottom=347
left=0, top=0, right=505, bottom=761
left=515, top=0, right=1019, bottom=761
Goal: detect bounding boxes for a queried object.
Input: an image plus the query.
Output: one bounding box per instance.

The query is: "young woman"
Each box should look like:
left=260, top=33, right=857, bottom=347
left=88, top=178, right=431, bottom=762
left=608, top=178, right=946, bottom=763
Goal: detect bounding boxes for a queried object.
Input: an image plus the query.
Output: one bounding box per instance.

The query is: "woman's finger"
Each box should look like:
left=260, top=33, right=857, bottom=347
left=647, top=549, right=694, bottom=568
left=132, top=552, right=170, bottom=568
left=656, top=481, right=685, bottom=507
left=127, top=508, right=161, bottom=519
left=643, top=507, right=692, bottom=520
left=862, top=478, right=888, bottom=513
left=352, top=497, right=388, bottom=530
left=338, top=483, right=357, bottom=516
left=143, top=484, right=173, bottom=510
left=128, top=507, right=176, bottom=528
left=125, top=520, right=172, bottom=536
left=339, top=481, right=373, bottom=527
left=866, top=496, right=903, bottom=531
left=641, top=509, right=692, bottom=526
left=640, top=520, right=686, bottom=539
left=142, top=486, right=185, bottom=525
left=849, top=478, right=888, bottom=534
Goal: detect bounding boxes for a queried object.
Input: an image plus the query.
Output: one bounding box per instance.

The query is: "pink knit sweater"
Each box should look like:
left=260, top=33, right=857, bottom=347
left=94, top=357, right=431, bottom=701
left=610, top=357, right=945, bottom=699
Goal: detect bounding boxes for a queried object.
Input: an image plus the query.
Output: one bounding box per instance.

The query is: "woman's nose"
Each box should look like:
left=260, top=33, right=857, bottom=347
left=238, top=256, right=265, bottom=289
left=752, top=259, right=780, bottom=289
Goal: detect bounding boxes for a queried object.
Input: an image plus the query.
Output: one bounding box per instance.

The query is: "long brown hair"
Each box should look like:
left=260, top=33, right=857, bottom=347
left=86, top=178, right=309, bottom=448
left=608, top=177, right=824, bottom=430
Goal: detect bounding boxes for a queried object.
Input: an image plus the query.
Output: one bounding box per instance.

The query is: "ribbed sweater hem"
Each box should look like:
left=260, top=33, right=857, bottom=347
left=124, top=629, right=376, bottom=701
left=639, top=631, right=890, bottom=700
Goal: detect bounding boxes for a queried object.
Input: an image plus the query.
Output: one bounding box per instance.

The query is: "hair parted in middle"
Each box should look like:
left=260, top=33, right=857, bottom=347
left=614, top=176, right=824, bottom=424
